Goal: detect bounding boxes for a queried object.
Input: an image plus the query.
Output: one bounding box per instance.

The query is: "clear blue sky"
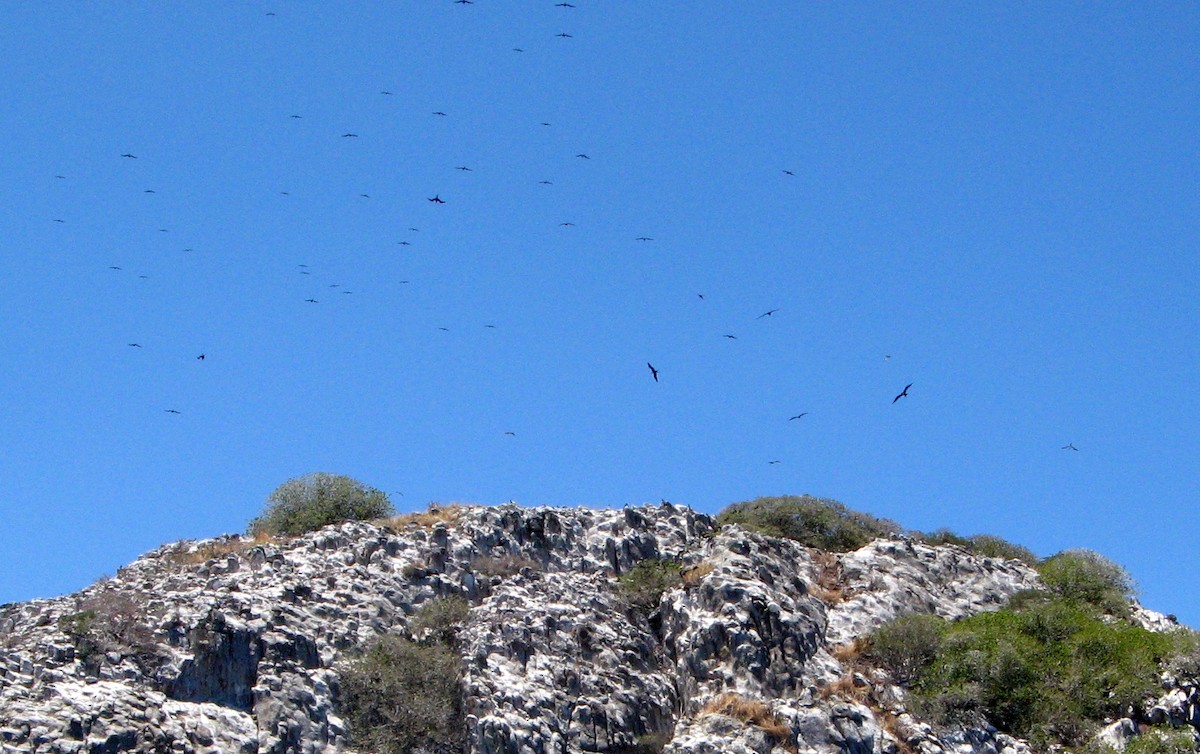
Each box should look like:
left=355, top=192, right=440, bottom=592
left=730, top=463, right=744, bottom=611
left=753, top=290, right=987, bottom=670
left=2, top=3, right=1196, bottom=626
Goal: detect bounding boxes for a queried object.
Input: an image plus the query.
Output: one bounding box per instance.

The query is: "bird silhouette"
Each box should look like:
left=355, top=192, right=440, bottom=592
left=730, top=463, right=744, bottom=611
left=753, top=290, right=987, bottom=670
left=381, top=91, right=393, bottom=95
left=538, top=180, right=554, bottom=185
left=768, top=460, right=781, bottom=465
left=557, top=32, right=573, bottom=38
left=504, top=431, right=516, bottom=436
left=757, top=309, right=779, bottom=319
left=144, top=189, right=156, bottom=194
left=109, top=266, right=122, bottom=270
left=197, top=354, right=205, bottom=360
left=120, top=153, right=137, bottom=159
left=575, top=153, right=590, bottom=159
left=635, top=237, right=653, bottom=241
left=560, top=222, right=575, bottom=227
left=723, top=334, right=738, bottom=340
left=455, top=166, right=472, bottom=171
left=1062, top=443, right=1079, bottom=451
left=556, top=2, right=575, bottom=6
left=783, top=170, right=795, bottom=176
left=305, top=298, right=318, bottom=303
left=52, top=219, right=65, bottom=223
left=432, top=111, right=448, bottom=116
left=789, top=412, right=809, bottom=421
left=164, top=409, right=182, bottom=414
left=647, top=363, right=659, bottom=382
left=341, top=133, right=358, bottom=138
left=892, top=384, right=912, bottom=403
left=289, top=114, right=302, bottom=119
left=128, top=343, right=142, bottom=348
left=428, top=195, right=445, bottom=203
left=398, top=241, right=412, bottom=246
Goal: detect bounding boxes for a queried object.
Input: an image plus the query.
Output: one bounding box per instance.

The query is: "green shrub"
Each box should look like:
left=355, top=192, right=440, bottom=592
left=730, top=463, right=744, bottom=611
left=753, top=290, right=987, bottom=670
left=1037, top=549, right=1134, bottom=616
left=248, top=473, right=394, bottom=537
left=338, top=634, right=463, bottom=754
left=1125, top=728, right=1198, bottom=754
left=863, top=613, right=944, bottom=685
left=411, top=596, right=470, bottom=645
left=717, top=495, right=900, bottom=551
left=917, top=529, right=1038, bottom=565
left=911, top=599, right=1177, bottom=748
left=617, top=559, right=683, bottom=610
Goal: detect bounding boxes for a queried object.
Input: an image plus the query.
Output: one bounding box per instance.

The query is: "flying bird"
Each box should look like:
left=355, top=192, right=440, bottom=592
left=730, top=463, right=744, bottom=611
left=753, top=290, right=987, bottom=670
left=455, top=166, right=472, bottom=171
left=768, top=460, right=781, bottom=465
left=52, top=219, right=65, bottom=223
left=121, top=153, right=137, bottom=158
left=144, top=189, right=156, bottom=194
left=359, top=194, right=370, bottom=199
left=381, top=91, right=393, bottom=95
left=341, top=133, right=358, bottom=138
left=723, top=334, right=738, bottom=340
left=305, top=298, right=318, bottom=303
left=892, top=383, right=912, bottom=403
left=538, top=180, right=553, bottom=185
left=556, top=2, right=575, bottom=6
left=432, top=111, right=448, bottom=116
left=1062, top=443, right=1079, bottom=451
left=108, top=266, right=122, bottom=270
left=647, top=363, right=659, bottom=382
left=783, top=170, right=795, bottom=176
left=398, top=241, right=412, bottom=246
left=196, top=354, right=205, bottom=360
left=428, top=195, right=445, bottom=203
left=635, top=237, right=653, bottom=241
left=290, top=114, right=302, bottom=119
left=697, top=293, right=705, bottom=300
left=559, top=222, right=575, bottom=227
left=165, top=409, right=182, bottom=414
left=757, top=309, right=779, bottom=319
left=575, top=153, right=590, bottom=159
left=503, top=431, right=516, bottom=436
left=556, top=32, right=573, bottom=38
left=128, top=343, right=142, bottom=348
left=789, top=413, right=809, bottom=421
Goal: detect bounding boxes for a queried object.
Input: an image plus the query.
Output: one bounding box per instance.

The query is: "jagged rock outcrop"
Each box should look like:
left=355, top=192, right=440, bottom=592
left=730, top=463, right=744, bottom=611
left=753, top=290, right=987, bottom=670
left=0, top=503, right=1188, bottom=754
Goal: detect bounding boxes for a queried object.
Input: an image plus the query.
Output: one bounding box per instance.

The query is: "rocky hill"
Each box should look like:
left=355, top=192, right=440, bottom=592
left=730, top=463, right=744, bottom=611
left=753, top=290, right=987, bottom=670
left=0, top=503, right=1194, bottom=754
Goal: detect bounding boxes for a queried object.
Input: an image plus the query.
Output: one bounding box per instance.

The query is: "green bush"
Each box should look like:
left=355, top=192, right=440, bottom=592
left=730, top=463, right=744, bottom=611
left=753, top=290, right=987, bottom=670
left=716, top=495, right=900, bottom=551
left=910, top=599, right=1178, bottom=748
left=1124, top=727, right=1198, bottom=754
left=248, top=472, right=394, bottom=537
left=919, top=529, right=1038, bottom=565
left=862, top=613, right=944, bottom=685
left=410, top=596, right=470, bottom=645
left=617, top=559, right=683, bottom=610
left=1037, top=549, right=1134, bottom=616
left=338, top=633, right=463, bottom=754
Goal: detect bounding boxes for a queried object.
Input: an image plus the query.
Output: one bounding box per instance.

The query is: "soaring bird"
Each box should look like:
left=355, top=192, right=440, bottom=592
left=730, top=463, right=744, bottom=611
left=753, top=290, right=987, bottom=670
left=128, top=343, right=142, bottom=348
left=428, top=195, right=445, bottom=203
left=647, top=363, right=659, bottom=382
left=52, top=219, right=65, bottom=223
left=723, top=334, right=738, bottom=340
left=341, top=133, right=358, bottom=138
left=783, top=170, right=795, bottom=176
left=556, top=2, right=575, bottom=6
left=305, top=298, right=318, bottom=303
left=432, top=111, right=448, bottom=116
left=290, top=114, right=302, bottom=119
left=197, top=354, right=205, bottom=360
left=892, top=383, right=912, bottom=403
left=121, top=153, right=137, bottom=158
left=789, top=412, right=809, bottom=421
left=1062, top=443, right=1080, bottom=451
left=503, top=431, right=516, bottom=436
left=381, top=91, right=393, bottom=95
left=575, top=153, right=590, bottom=159
left=635, top=237, right=653, bottom=241
left=455, top=166, right=472, bottom=171
left=556, top=32, right=573, bottom=38
left=559, top=222, right=575, bottom=227
left=768, top=460, right=781, bottom=465
left=144, top=189, right=156, bottom=194
left=165, top=409, right=182, bottom=414
left=398, top=241, right=412, bottom=246
left=757, top=309, right=779, bottom=319
left=538, top=180, right=553, bottom=185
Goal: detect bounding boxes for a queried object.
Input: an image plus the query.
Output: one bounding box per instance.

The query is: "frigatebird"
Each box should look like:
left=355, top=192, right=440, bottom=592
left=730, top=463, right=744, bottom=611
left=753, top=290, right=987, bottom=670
left=789, top=413, right=809, bottom=421
left=128, top=343, right=142, bottom=348
left=398, top=241, right=412, bottom=246
left=783, top=170, right=795, bottom=176
left=757, top=309, right=779, bottom=319
left=197, top=354, right=205, bottom=360
left=723, top=334, right=738, bottom=340
left=341, top=133, right=358, bottom=138
left=892, top=384, right=912, bottom=403
left=121, top=153, right=137, bottom=158
left=556, top=32, right=573, bottom=38
left=305, top=298, right=318, bottom=303
left=165, top=409, right=182, bottom=414
left=455, top=166, right=472, bottom=171
left=1062, top=443, right=1079, bottom=451
left=647, top=363, right=659, bottom=382
left=428, top=195, right=445, bottom=203
left=575, top=153, right=589, bottom=159
left=635, top=237, right=653, bottom=241
left=560, top=222, right=575, bottom=227
left=432, top=111, right=448, bottom=116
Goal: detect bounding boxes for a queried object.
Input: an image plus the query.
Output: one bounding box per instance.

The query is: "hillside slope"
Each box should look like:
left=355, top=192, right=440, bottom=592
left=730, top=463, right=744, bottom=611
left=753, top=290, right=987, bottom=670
left=0, top=503, right=1192, bottom=754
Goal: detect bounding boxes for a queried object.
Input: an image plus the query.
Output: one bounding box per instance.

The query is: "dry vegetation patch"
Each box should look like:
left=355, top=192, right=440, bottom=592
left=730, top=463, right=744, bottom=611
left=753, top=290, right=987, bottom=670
left=681, top=561, right=714, bottom=587
left=700, top=692, right=793, bottom=747
left=381, top=504, right=464, bottom=532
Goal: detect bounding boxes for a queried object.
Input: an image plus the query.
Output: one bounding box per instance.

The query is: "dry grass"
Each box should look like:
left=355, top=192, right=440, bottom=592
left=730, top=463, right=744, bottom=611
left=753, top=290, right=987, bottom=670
left=166, top=531, right=273, bottom=566
left=878, top=710, right=917, bottom=754
left=381, top=503, right=464, bottom=532
left=831, top=639, right=865, bottom=665
left=472, top=553, right=540, bottom=578
left=699, top=692, right=793, bottom=748
left=682, top=562, right=714, bottom=588
left=809, top=550, right=846, bottom=605
left=818, top=672, right=872, bottom=703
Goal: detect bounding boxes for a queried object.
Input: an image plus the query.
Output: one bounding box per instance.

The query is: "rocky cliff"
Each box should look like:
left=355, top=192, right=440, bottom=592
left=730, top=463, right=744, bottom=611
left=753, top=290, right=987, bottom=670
left=0, top=503, right=1192, bottom=754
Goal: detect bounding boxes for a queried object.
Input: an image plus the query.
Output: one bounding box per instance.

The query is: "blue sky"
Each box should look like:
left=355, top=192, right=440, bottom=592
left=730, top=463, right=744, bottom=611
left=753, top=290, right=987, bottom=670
left=2, top=3, right=1197, bottom=626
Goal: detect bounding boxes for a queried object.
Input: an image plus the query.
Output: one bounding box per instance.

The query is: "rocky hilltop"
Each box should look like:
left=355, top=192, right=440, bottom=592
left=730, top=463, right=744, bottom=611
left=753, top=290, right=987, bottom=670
left=0, top=503, right=1193, bottom=754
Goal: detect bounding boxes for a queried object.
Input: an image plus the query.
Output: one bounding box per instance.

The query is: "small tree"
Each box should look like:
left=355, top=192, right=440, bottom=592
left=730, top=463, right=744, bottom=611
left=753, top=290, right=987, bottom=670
left=1037, top=549, right=1133, bottom=616
left=248, top=473, right=394, bottom=537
